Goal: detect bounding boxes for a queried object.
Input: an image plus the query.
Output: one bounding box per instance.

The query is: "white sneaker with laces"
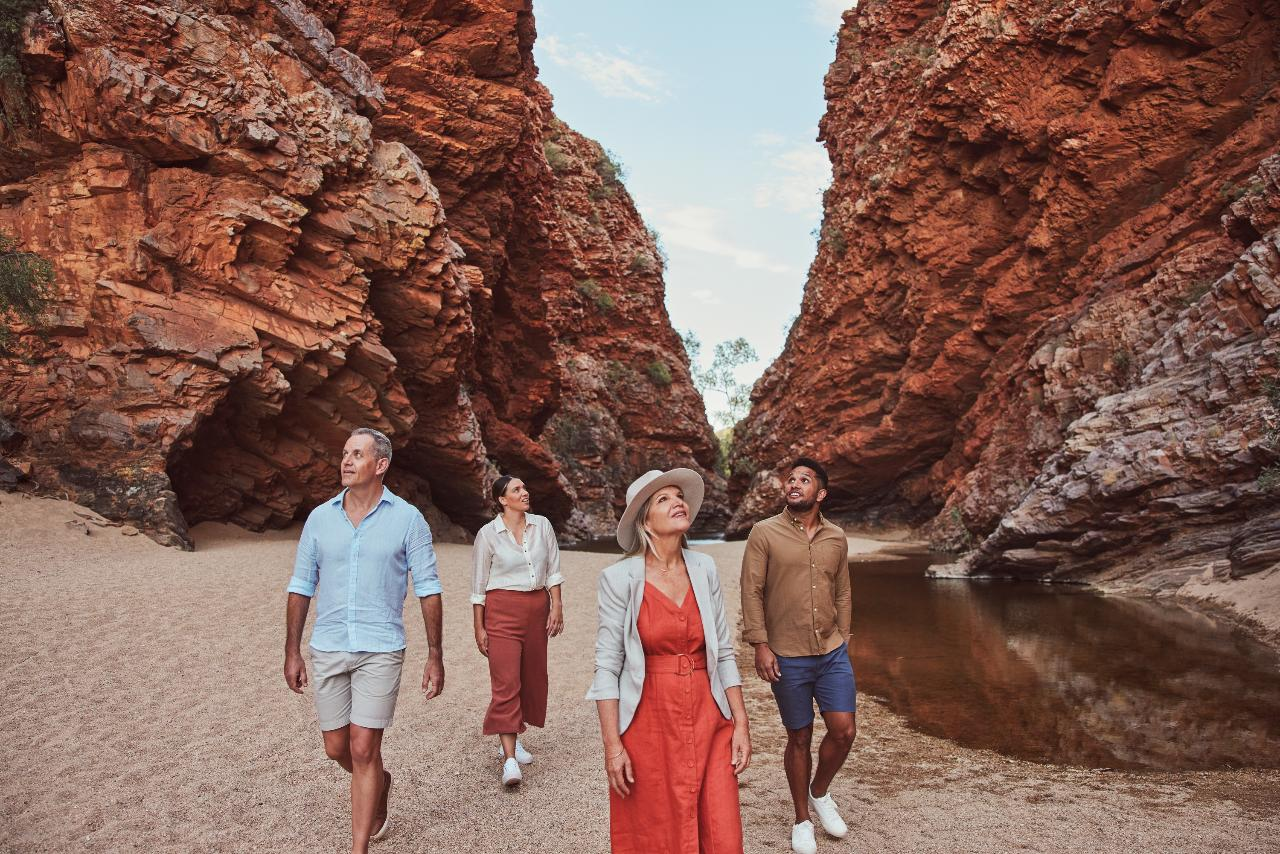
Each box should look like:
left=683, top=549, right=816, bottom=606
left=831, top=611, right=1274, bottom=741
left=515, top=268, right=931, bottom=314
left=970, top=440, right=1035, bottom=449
left=807, top=789, right=848, bottom=838
left=497, top=739, right=534, bottom=765
left=501, top=756, right=522, bottom=787
left=791, top=820, right=818, bottom=854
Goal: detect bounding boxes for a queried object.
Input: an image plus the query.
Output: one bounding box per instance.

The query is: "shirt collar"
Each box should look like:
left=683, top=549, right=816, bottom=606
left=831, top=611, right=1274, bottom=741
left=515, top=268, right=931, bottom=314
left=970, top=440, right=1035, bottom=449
left=782, top=506, right=829, bottom=531
left=329, top=486, right=395, bottom=508
left=493, top=513, right=533, bottom=540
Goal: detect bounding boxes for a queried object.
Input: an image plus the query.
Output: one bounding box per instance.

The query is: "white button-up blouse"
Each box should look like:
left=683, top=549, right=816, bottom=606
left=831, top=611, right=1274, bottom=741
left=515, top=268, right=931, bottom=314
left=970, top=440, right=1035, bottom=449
left=470, top=513, right=564, bottom=605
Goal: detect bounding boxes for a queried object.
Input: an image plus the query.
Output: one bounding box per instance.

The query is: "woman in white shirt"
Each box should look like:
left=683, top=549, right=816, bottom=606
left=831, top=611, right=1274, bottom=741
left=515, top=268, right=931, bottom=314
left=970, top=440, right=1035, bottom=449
left=472, top=475, right=565, bottom=786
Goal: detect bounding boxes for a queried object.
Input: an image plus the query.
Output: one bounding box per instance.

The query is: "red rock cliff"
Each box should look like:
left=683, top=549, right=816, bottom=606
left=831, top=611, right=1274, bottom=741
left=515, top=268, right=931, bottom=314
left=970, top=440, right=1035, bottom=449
left=731, top=0, right=1280, bottom=593
left=0, top=0, right=721, bottom=547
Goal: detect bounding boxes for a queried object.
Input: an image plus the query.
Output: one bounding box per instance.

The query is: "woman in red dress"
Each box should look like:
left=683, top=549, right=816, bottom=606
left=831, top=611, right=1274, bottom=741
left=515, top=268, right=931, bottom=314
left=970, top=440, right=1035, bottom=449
left=587, top=469, right=751, bottom=853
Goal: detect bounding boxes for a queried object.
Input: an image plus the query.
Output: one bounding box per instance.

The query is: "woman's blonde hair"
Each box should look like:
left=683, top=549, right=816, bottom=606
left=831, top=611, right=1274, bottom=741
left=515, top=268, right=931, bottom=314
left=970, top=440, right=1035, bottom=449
left=626, top=495, right=656, bottom=557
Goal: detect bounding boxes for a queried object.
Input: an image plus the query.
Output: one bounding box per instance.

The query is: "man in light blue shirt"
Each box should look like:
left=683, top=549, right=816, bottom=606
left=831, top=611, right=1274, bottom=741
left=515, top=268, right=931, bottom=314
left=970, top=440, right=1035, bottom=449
left=284, top=427, right=444, bottom=852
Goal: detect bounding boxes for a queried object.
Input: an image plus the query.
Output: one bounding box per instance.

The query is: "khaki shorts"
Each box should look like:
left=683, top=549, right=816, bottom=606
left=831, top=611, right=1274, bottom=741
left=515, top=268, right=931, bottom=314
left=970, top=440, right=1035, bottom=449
left=311, top=648, right=405, bottom=731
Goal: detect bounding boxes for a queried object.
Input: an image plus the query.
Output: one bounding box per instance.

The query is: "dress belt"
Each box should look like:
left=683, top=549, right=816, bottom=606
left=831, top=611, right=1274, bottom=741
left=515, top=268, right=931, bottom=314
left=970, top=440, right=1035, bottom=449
left=645, top=652, right=708, bottom=675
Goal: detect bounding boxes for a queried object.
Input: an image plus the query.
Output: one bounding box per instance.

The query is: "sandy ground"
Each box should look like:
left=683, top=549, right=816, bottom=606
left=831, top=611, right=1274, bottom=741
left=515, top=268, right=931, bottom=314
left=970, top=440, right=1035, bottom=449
left=3, top=493, right=1279, bottom=853
left=1177, top=566, right=1280, bottom=646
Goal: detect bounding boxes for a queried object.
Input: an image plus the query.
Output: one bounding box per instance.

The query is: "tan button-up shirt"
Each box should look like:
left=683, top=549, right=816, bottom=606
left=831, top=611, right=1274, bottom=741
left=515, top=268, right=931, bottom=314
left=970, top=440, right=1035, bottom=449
left=740, top=509, right=851, bottom=657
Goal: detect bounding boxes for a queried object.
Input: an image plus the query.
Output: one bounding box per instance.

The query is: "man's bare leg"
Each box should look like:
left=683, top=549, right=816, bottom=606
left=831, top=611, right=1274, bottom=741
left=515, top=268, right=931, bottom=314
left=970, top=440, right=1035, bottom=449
left=373, top=768, right=390, bottom=837
left=809, top=711, right=856, bottom=798
left=322, top=726, right=391, bottom=846
left=783, top=725, right=815, bottom=824
left=323, top=726, right=354, bottom=772
left=347, top=724, right=384, bottom=854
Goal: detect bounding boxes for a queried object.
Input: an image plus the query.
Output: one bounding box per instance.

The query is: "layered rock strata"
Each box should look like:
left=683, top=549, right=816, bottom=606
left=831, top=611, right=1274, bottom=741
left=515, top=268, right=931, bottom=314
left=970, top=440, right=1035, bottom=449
left=731, top=0, right=1280, bottom=596
left=318, top=0, right=725, bottom=536
left=0, top=0, right=720, bottom=547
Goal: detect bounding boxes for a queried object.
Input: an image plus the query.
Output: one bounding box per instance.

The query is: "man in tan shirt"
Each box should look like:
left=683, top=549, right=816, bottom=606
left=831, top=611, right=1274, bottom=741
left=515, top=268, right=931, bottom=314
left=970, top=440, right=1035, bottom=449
left=741, top=458, right=855, bottom=854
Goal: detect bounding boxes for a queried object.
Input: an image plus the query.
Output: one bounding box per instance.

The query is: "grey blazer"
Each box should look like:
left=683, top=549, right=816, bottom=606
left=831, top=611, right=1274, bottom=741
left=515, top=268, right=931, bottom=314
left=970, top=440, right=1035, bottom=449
left=586, top=549, right=743, bottom=734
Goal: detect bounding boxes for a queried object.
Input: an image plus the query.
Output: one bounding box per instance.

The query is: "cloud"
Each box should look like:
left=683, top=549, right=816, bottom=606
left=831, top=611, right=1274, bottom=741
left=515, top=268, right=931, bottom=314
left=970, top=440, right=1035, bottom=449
left=651, top=205, right=792, bottom=275
left=811, top=0, right=855, bottom=30
left=753, top=144, right=831, bottom=214
left=690, top=288, right=722, bottom=305
left=752, top=131, right=788, bottom=148
left=539, top=35, right=669, bottom=102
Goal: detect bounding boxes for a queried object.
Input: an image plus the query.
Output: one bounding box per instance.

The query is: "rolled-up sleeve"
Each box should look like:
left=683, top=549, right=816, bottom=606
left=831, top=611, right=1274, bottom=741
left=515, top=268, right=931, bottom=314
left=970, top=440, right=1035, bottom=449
left=585, top=569, right=627, bottom=701
left=543, top=518, right=564, bottom=589
left=707, top=558, right=742, bottom=689
left=407, top=511, right=442, bottom=598
left=739, top=525, right=769, bottom=645
left=286, top=515, right=319, bottom=597
left=470, top=526, right=494, bottom=605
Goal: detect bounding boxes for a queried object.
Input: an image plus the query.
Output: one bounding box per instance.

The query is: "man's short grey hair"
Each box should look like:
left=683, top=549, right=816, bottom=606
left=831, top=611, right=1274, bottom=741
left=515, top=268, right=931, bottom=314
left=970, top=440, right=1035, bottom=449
left=350, top=427, right=393, bottom=464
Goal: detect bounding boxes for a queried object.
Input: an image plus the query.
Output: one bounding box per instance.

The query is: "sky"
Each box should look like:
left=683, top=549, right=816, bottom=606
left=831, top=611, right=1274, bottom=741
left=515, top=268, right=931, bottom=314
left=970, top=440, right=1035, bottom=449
left=532, top=1, right=850, bottom=428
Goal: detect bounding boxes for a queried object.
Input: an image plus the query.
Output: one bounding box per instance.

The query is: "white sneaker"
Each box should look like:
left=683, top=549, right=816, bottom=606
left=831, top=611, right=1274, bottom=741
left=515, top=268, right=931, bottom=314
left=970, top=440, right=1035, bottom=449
left=501, top=756, right=522, bottom=787
left=497, top=739, right=534, bottom=765
left=791, top=820, right=818, bottom=854
left=807, top=789, right=848, bottom=838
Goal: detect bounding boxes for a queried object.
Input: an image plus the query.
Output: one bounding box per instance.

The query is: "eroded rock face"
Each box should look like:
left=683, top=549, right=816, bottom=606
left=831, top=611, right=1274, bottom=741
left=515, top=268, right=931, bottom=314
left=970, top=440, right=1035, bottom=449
left=0, top=0, right=720, bottom=547
left=317, top=0, right=724, bottom=538
left=731, top=0, right=1280, bottom=593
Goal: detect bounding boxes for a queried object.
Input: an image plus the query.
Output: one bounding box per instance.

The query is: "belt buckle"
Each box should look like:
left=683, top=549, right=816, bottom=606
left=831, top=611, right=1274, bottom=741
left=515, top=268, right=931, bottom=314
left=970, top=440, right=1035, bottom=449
left=676, top=653, right=692, bottom=676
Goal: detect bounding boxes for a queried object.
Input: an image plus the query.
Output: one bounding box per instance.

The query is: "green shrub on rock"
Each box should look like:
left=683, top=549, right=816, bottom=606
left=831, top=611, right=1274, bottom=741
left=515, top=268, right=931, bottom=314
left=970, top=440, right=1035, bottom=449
left=0, top=230, right=54, bottom=352
left=645, top=360, right=672, bottom=387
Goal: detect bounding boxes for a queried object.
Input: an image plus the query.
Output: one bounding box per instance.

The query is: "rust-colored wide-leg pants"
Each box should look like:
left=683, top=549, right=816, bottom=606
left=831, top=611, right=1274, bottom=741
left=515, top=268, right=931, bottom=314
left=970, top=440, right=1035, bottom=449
left=483, top=589, right=550, bottom=735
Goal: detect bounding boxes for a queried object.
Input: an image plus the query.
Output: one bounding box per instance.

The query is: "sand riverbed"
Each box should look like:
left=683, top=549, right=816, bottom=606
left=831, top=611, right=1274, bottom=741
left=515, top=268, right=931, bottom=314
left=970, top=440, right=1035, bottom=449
left=2, top=493, right=1278, bottom=852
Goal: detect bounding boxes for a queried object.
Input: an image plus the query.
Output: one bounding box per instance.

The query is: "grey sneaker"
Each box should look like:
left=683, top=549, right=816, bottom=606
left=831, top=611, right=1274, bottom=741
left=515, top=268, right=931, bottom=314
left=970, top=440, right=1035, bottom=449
left=807, top=789, right=848, bottom=838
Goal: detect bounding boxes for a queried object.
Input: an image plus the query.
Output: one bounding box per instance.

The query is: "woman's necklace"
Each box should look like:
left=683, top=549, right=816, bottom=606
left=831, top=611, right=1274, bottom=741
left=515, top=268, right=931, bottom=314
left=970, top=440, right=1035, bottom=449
left=649, top=553, right=682, bottom=575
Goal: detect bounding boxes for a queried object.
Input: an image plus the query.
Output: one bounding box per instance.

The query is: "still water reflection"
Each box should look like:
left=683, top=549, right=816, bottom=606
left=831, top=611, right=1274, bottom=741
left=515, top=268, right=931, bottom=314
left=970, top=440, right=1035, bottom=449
left=852, top=553, right=1280, bottom=771
left=566, top=540, right=1280, bottom=769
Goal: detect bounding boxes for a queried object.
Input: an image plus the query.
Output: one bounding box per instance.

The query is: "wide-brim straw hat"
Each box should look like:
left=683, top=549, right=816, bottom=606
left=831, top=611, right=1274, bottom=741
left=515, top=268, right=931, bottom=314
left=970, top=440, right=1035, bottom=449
left=616, top=468, right=705, bottom=553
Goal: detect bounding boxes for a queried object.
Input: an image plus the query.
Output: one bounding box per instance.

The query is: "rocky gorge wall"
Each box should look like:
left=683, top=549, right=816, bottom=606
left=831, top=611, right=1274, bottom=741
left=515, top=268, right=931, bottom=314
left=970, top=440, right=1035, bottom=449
left=731, top=0, right=1280, bottom=600
left=0, top=0, right=721, bottom=548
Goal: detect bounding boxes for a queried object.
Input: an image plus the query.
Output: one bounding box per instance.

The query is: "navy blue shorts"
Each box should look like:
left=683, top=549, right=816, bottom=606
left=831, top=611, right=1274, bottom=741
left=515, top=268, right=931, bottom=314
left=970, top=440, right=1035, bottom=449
left=771, top=642, right=857, bottom=731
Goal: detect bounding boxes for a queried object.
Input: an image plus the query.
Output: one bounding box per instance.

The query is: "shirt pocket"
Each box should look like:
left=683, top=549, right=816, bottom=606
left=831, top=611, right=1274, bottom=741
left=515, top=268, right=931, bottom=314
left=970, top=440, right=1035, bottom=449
left=820, top=540, right=848, bottom=576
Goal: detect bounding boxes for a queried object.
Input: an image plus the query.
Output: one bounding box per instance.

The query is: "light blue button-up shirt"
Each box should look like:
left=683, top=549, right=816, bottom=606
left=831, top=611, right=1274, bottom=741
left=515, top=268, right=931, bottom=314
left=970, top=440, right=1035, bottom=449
left=286, top=486, right=442, bottom=653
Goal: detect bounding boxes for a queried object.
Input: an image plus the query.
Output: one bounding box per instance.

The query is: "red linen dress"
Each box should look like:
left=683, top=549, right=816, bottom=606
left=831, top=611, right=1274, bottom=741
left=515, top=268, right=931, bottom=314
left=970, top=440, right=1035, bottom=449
left=609, top=582, right=743, bottom=853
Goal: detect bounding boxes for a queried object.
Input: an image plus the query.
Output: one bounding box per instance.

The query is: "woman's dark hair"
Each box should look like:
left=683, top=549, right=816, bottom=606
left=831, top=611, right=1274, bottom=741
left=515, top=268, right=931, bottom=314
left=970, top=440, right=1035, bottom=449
left=790, top=457, right=829, bottom=490
left=491, top=475, right=516, bottom=510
